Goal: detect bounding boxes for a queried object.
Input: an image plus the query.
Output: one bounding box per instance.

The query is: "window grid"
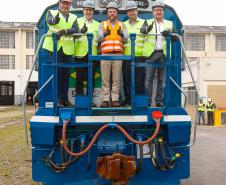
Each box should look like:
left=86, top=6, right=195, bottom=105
left=0, top=31, right=15, bottom=48
left=0, top=55, right=15, bottom=69
left=26, top=55, right=34, bottom=69
left=216, top=34, right=226, bottom=51
left=26, top=32, right=34, bottom=49
left=186, top=33, right=205, bottom=51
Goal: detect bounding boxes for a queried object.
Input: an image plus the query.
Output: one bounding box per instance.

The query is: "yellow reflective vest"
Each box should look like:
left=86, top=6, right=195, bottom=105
left=143, top=19, right=173, bottom=57
left=206, top=103, right=214, bottom=112
left=42, top=10, right=77, bottom=55
left=124, top=18, right=145, bottom=56
left=74, top=17, right=99, bottom=57
left=198, top=102, right=205, bottom=112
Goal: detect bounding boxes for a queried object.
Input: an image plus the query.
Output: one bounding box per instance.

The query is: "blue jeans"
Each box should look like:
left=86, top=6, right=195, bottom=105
left=145, top=51, right=165, bottom=106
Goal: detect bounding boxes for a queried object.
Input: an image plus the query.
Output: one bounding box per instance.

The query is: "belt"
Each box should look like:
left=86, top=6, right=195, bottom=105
left=154, top=49, right=163, bottom=52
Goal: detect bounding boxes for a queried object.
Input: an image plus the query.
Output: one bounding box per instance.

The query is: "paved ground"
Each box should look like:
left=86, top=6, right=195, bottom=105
left=182, top=126, right=226, bottom=185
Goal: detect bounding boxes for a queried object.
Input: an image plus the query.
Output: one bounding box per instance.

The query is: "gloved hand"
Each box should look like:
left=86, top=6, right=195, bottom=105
left=103, top=26, right=111, bottom=37
left=53, top=12, right=60, bottom=25
left=146, top=21, right=154, bottom=32
left=80, top=23, right=88, bottom=33
left=117, top=26, right=124, bottom=38
left=162, top=29, right=171, bottom=37
left=140, top=20, right=148, bottom=34
left=56, top=29, right=66, bottom=39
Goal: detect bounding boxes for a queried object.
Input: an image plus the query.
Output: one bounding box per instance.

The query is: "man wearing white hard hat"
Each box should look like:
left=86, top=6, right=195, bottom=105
left=98, top=1, right=128, bottom=107
left=43, top=0, right=79, bottom=107
left=74, top=0, right=99, bottom=97
left=140, top=0, right=174, bottom=107
left=206, top=98, right=215, bottom=125
left=123, top=1, right=145, bottom=106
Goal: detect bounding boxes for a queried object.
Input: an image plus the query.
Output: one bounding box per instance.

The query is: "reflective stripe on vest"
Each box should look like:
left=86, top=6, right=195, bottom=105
left=42, top=9, right=77, bottom=55
left=100, top=20, right=124, bottom=54
left=124, top=18, right=145, bottom=56
left=74, top=17, right=99, bottom=57
left=206, top=103, right=214, bottom=112
left=143, top=19, right=173, bottom=57
left=198, top=103, right=205, bottom=112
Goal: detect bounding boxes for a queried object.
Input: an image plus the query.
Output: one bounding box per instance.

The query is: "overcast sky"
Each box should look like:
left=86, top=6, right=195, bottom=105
left=0, top=0, right=226, bottom=26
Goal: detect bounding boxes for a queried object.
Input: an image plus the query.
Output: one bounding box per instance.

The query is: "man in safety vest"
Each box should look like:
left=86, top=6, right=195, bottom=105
left=206, top=98, right=215, bottom=125
left=98, top=1, right=128, bottom=107
left=198, top=98, right=206, bottom=125
left=123, top=1, right=145, bottom=106
left=74, top=0, right=99, bottom=96
left=42, top=0, right=79, bottom=107
left=140, top=0, right=176, bottom=107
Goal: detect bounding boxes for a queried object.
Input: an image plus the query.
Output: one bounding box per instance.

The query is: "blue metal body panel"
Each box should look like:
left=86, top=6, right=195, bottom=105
left=30, top=1, right=191, bottom=185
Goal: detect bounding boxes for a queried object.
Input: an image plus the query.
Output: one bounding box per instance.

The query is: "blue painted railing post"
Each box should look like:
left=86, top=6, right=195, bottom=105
left=165, top=35, right=171, bottom=113
left=130, top=33, right=136, bottom=114
left=52, top=33, right=58, bottom=115
left=87, top=33, right=93, bottom=115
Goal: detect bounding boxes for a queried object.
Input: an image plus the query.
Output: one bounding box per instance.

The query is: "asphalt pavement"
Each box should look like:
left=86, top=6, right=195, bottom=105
left=181, top=125, right=226, bottom=185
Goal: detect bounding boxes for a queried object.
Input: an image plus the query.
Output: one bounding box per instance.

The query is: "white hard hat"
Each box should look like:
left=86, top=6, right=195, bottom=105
left=60, top=0, right=72, bottom=3
left=208, top=98, right=212, bottom=101
left=107, top=1, right=118, bottom=10
left=152, top=0, right=165, bottom=9
left=126, top=1, right=137, bottom=10
left=83, top=0, right=95, bottom=9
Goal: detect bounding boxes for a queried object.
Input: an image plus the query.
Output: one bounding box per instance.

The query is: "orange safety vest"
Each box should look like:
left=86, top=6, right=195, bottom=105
left=101, top=20, right=124, bottom=54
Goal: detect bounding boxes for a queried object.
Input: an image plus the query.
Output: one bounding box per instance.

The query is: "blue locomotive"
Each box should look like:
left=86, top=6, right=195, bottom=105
left=25, top=0, right=193, bottom=184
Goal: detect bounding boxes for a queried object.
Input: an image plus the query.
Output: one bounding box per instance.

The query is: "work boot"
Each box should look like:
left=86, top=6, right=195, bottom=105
left=58, top=100, right=74, bottom=107
left=112, top=101, right=120, bottom=107
left=101, top=101, right=109, bottom=108
left=156, top=102, right=164, bottom=107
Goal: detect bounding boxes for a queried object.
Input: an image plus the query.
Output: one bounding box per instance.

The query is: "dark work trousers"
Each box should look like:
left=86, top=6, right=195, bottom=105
left=207, top=111, right=214, bottom=125
left=198, top=111, right=205, bottom=125
left=144, top=50, right=165, bottom=106
left=75, top=54, right=99, bottom=95
left=123, top=57, right=145, bottom=105
left=47, top=48, right=73, bottom=102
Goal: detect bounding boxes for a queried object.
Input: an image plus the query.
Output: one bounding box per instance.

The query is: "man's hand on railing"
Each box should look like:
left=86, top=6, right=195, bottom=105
left=80, top=23, right=88, bottom=34
left=56, top=29, right=66, bottom=39
left=162, top=30, right=179, bottom=41
left=161, top=29, right=171, bottom=37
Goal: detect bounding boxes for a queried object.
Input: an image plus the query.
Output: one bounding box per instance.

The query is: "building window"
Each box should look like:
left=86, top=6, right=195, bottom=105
left=0, top=55, right=15, bottom=69
left=26, top=55, right=34, bottom=69
left=26, top=32, right=34, bottom=49
left=186, top=33, right=205, bottom=51
left=0, top=31, right=15, bottom=48
left=216, top=34, right=226, bottom=51
left=184, top=86, right=197, bottom=105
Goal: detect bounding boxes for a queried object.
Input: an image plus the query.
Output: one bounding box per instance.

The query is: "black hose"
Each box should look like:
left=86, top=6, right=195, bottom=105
left=136, top=144, right=143, bottom=174
left=159, top=142, right=175, bottom=169
left=149, top=142, right=168, bottom=171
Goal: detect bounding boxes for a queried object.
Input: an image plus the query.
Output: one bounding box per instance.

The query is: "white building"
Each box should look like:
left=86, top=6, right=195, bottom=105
left=0, top=22, right=226, bottom=107
left=0, top=22, right=37, bottom=105
left=183, top=25, right=226, bottom=110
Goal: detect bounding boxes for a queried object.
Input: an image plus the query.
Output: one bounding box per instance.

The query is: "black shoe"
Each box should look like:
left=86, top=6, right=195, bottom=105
left=101, top=101, right=109, bottom=108
left=156, top=102, right=164, bottom=107
left=58, top=100, right=74, bottom=107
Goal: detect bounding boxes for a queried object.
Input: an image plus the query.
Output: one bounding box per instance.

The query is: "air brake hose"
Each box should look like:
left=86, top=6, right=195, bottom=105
left=115, top=121, right=160, bottom=145
left=62, top=111, right=162, bottom=157
left=62, top=121, right=109, bottom=157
